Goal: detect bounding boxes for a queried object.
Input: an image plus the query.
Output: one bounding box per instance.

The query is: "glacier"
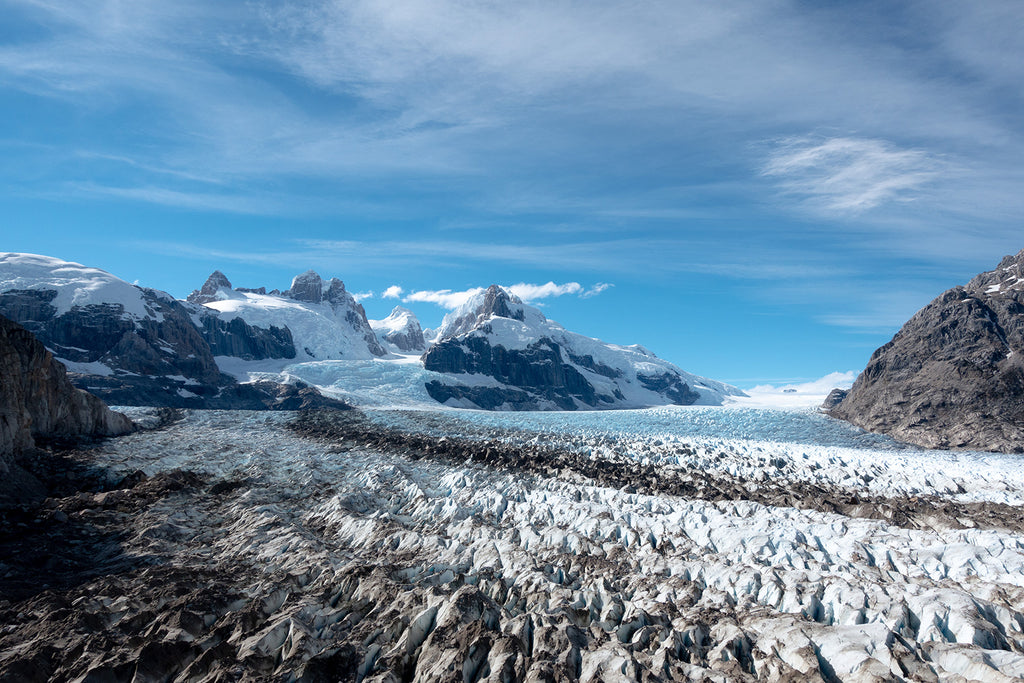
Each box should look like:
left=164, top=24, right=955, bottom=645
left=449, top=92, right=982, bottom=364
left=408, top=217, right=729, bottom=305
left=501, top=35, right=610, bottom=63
left=3, top=404, right=1021, bottom=682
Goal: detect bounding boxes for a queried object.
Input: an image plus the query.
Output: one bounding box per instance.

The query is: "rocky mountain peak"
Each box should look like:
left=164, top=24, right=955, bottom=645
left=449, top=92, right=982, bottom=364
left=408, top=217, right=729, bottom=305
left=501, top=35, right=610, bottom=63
left=288, top=270, right=323, bottom=303
left=829, top=249, right=1024, bottom=452
left=481, top=285, right=525, bottom=322
left=438, top=285, right=529, bottom=340
left=966, top=248, right=1024, bottom=297
left=186, top=270, right=233, bottom=305
left=324, top=277, right=346, bottom=304
left=371, top=306, right=426, bottom=353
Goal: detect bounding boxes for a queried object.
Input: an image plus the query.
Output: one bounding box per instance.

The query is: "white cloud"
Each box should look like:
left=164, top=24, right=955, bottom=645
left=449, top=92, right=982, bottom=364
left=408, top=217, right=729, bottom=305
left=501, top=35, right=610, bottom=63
left=748, top=371, right=857, bottom=396
left=507, top=281, right=582, bottom=302
left=350, top=290, right=374, bottom=302
left=763, top=136, right=943, bottom=213
left=403, top=287, right=484, bottom=309
left=582, top=282, right=613, bottom=298
left=381, top=285, right=404, bottom=299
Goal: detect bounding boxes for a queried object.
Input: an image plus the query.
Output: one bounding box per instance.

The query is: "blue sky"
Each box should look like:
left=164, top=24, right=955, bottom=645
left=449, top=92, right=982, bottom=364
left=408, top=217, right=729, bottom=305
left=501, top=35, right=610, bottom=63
left=2, top=1, right=1023, bottom=387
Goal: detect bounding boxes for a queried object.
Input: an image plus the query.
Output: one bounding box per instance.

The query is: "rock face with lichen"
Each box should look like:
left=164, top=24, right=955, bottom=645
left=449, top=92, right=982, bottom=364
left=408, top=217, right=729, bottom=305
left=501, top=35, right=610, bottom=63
left=0, top=314, right=133, bottom=466
left=829, top=249, right=1024, bottom=452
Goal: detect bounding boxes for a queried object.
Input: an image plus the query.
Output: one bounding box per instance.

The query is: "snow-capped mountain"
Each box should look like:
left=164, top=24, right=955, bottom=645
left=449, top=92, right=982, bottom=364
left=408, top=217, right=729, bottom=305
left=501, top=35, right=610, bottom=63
left=1, top=254, right=742, bottom=411
left=0, top=253, right=227, bottom=401
left=0, top=255, right=341, bottom=408
left=370, top=306, right=426, bottom=353
left=422, top=285, right=744, bottom=409
left=193, top=269, right=386, bottom=362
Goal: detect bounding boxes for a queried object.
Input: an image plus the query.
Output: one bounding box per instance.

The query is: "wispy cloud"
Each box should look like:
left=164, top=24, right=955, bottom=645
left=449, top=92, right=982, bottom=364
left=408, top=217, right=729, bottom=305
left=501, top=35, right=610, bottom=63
left=763, top=136, right=944, bottom=213
left=403, top=287, right=484, bottom=310
left=507, top=281, right=582, bottom=301
left=582, top=283, right=612, bottom=298
left=67, top=183, right=281, bottom=215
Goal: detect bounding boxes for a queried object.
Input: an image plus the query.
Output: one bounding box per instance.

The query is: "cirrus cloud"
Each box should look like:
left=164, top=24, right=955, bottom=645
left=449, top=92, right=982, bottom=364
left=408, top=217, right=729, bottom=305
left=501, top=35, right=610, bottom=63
left=763, top=136, right=945, bottom=213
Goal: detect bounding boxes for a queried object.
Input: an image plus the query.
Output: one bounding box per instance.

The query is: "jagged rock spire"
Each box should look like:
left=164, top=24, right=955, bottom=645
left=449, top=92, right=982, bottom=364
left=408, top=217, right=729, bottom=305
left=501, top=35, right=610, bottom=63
left=187, top=271, right=232, bottom=305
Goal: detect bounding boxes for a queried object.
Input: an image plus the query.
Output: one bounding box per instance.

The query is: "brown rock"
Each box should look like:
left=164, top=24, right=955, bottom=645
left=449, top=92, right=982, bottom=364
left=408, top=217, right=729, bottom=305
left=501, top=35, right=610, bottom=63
left=830, top=249, right=1024, bottom=452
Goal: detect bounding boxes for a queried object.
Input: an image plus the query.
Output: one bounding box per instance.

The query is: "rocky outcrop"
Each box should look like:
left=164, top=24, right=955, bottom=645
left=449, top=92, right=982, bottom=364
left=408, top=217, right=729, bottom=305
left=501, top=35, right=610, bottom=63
left=185, top=270, right=232, bottom=305
left=425, top=336, right=605, bottom=410
left=198, top=315, right=295, bottom=361
left=821, top=388, right=848, bottom=412
left=1, top=315, right=133, bottom=499
left=829, top=249, right=1024, bottom=452
left=206, top=380, right=353, bottom=411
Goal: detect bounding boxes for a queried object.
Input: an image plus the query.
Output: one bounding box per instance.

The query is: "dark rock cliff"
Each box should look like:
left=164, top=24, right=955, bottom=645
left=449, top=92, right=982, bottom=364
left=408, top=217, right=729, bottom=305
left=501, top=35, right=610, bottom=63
left=424, top=335, right=607, bottom=410
left=199, top=316, right=295, bottom=361
left=1, top=315, right=134, bottom=499
left=828, top=249, right=1024, bottom=452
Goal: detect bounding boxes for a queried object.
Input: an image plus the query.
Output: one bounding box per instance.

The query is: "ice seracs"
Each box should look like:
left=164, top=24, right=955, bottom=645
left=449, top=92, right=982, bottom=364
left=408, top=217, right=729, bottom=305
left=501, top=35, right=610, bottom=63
left=422, top=284, right=744, bottom=410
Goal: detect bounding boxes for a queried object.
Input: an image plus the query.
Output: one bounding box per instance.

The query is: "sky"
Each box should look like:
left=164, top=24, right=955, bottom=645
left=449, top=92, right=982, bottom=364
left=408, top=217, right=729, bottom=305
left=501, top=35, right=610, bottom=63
left=1, top=1, right=1023, bottom=387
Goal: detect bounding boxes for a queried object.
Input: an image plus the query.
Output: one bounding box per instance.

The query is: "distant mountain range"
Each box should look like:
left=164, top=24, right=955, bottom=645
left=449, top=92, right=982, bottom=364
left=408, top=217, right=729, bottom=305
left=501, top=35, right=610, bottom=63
left=0, top=253, right=741, bottom=410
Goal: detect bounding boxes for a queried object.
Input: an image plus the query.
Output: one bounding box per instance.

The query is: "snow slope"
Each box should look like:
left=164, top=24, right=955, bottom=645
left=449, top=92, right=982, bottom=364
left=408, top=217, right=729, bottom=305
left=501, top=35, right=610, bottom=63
left=202, top=289, right=382, bottom=361
left=369, top=305, right=426, bottom=352
left=0, top=252, right=166, bottom=319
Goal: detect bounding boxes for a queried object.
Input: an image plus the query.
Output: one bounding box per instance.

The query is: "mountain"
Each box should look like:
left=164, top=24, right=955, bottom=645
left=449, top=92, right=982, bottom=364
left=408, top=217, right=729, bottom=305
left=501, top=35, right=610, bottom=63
left=1, top=254, right=742, bottom=412
left=370, top=306, right=426, bottom=353
left=828, top=249, right=1024, bottom=452
left=0, top=255, right=352, bottom=409
left=422, top=285, right=744, bottom=410
left=194, top=269, right=386, bottom=361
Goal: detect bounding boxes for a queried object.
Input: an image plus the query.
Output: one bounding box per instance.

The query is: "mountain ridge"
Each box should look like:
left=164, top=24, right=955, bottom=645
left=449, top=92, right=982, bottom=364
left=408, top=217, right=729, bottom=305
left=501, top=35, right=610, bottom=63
left=1, top=253, right=742, bottom=411
left=828, top=248, right=1024, bottom=452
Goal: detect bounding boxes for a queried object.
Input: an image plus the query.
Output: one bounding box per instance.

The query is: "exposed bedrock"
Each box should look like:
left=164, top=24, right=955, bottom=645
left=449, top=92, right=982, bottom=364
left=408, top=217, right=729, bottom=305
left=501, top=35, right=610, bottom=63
left=198, top=315, right=295, bottom=361
left=0, top=315, right=133, bottom=501
left=829, top=249, right=1024, bottom=452
left=424, top=336, right=605, bottom=410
